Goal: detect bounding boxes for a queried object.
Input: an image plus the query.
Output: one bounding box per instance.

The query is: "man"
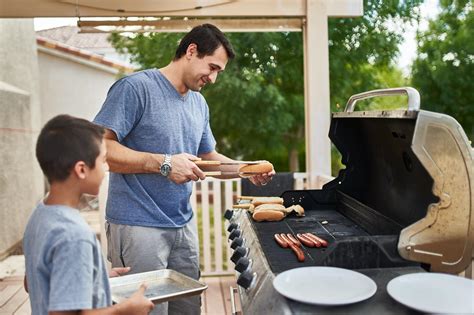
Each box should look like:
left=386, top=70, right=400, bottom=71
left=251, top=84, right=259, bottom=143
left=94, top=24, right=274, bottom=314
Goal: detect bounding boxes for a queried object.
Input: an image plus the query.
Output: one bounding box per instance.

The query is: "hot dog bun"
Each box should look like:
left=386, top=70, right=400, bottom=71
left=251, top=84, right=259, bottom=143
left=252, top=209, right=286, bottom=222
left=251, top=197, right=284, bottom=207
left=254, top=203, right=286, bottom=212
left=239, top=162, right=274, bottom=174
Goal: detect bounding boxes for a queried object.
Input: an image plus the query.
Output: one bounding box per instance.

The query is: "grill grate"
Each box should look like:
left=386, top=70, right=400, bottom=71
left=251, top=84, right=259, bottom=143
left=249, top=209, right=417, bottom=274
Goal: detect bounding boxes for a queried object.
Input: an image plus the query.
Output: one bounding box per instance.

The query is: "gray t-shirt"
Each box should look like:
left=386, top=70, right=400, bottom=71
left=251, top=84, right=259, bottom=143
left=94, top=69, right=216, bottom=228
left=23, top=202, right=111, bottom=314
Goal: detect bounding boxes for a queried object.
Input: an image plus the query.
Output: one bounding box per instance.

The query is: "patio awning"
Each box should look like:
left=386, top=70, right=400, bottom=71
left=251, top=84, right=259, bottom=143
left=0, top=0, right=363, bottom=188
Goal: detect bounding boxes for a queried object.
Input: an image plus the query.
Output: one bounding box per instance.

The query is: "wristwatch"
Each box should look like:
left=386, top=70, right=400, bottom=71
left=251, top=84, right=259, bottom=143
left=160, top=154, right=172, bottom=177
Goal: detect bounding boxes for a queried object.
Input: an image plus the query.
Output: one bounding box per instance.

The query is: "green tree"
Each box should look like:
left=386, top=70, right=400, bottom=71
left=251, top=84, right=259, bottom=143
left=411, top=0, right=474, bottom=139
left=109, top=0, right=422, bottom=173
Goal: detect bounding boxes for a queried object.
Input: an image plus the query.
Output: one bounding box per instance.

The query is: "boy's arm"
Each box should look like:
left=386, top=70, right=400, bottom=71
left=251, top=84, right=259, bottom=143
left=48, top=284, right=154, bottom=315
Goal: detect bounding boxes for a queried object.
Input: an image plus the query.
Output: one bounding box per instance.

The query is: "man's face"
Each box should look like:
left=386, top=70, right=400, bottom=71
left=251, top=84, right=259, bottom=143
left=184, top=44, right=228, bottom=92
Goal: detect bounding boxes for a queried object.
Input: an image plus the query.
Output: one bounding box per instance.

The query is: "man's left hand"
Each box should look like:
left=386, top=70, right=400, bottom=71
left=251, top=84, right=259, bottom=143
left=249, top=169, right=275, bottom=186
left=109, top=267, right=131, bottom=278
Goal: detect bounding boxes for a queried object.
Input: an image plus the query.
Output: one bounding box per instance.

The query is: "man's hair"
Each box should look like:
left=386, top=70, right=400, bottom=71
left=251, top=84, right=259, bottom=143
left=174, top=23, right=235, bottom=60
left=36, top=115, right=105, bottom=183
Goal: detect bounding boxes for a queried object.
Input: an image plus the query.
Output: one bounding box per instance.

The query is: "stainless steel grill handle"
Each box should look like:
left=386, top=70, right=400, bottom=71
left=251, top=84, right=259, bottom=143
left=230, top=286, right=242, bottom=315
left=344, top=87, right=420, bottom=112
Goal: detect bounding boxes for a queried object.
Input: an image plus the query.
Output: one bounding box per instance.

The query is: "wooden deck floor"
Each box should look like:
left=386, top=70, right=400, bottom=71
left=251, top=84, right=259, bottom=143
left=0, top=275, right=238, bottom=314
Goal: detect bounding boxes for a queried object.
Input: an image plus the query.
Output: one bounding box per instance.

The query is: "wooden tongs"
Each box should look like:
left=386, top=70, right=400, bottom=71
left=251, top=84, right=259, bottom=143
left=193, top=160, right=266, bottom=177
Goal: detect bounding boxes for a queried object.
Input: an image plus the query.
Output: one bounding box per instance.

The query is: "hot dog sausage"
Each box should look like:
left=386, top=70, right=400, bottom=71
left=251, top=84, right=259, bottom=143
left=296, top=233, right=316, bottom=247
left=274, top=234, right=289, bottom=248
left=305, top=233, right=328, bottom=247
left=286, top=234, right=301, bottom=247
left=279, top=234, right=294, bottom=246
left=289, top=243, right=305, bottom=262
left=303, top=233, right=321, bottom=247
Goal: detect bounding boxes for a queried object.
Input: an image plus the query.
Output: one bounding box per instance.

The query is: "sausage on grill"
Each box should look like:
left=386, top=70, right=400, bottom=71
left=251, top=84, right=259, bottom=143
left=279, top=234, right=294, bottom=246
left=286, top=234, right=301, bottom=247
left=296, top=233, right=316, bottom=247
left=305, top=233, right=328, bottom=247
left=274, top=234, right=289, bottom=248
left=289, top=243, right=305, bottom=262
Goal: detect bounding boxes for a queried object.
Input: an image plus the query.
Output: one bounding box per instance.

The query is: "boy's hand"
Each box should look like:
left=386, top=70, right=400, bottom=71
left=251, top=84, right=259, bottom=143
left=109, top=267, right=131, bottom=278
left=124, top=283, right=154, bottom=314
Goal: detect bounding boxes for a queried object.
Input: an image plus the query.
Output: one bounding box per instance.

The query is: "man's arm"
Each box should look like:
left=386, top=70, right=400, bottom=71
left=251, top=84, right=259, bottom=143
left=103, top=129, right=205, bottom=184
left=199, top=151, right=274, bottom=186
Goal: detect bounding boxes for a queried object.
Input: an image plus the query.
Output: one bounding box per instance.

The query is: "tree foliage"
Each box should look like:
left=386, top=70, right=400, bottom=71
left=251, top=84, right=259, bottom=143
left=411, top=0, right=474, bottom=139
left=109, top=0, right=422, bottom=173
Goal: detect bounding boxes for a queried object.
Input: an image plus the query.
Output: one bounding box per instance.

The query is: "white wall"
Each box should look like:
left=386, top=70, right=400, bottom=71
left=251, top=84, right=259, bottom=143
left=37, top=49, right=121, bottom=123
left=0, top=19, right=44, bottom=259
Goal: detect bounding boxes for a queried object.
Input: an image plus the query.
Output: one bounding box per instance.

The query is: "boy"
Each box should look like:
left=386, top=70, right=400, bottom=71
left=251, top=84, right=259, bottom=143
left=23, top=115, right=154, bottom=314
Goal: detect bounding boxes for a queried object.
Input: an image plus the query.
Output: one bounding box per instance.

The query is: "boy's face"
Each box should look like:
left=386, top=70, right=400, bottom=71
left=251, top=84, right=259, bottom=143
left=83, top=140, right=108, bottom=196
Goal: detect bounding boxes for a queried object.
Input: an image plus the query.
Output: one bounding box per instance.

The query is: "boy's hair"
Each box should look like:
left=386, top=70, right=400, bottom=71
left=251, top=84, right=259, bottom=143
left=36, top=115, right=105, bottom=183
left=174, top=23, right=235, bottom=60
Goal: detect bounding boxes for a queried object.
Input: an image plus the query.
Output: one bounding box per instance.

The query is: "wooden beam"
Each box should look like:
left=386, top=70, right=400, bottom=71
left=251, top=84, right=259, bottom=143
left=303, top=0, right=332, bottom=188
left=0, top=0, right=362, bottom=18
left=0, top=0, right=305, bottom=18
left=78, top=18, right=303, bottom=33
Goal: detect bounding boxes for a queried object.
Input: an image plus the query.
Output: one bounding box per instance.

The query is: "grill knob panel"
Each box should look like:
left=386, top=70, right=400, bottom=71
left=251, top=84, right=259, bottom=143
left=231, top=246, right=247, bottom=264
left=235, top=257, right=250, bottom=273
left=228, top=229, right=241, bottom=241
left=237, top=270, right=254, bottom=289
left=227, top=223, right=238, bottom=233
left=223, top=209, right=234, bottom=220
left=230, top=237, right=244, bottom=250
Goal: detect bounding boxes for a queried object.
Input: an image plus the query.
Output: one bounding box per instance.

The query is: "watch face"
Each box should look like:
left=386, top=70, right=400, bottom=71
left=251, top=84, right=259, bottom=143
left=160, top=164, right=171, bottom=177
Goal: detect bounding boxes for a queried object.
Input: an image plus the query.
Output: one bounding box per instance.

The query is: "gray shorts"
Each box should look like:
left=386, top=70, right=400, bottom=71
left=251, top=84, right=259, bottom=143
left=106, top=216, right=200, bottom=315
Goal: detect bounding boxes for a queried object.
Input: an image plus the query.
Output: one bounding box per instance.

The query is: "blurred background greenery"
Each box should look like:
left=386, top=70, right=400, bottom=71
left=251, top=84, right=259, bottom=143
left=108, top=0, right=473, bottom=177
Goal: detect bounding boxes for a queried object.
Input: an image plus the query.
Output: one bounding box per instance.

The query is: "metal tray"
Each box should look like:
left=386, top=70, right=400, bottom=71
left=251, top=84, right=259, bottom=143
left=109, top=269, right=208, bottom=304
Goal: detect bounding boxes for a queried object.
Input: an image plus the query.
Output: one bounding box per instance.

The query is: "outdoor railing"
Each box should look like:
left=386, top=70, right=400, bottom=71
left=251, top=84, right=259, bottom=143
left=99, top=173, right=311, bottom=276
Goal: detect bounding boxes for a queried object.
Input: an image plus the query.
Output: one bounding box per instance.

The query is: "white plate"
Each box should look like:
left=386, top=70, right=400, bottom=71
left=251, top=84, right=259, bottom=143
left=273, top=266, right=377, bottom=305
left=387, top=272, right=474, bottom=314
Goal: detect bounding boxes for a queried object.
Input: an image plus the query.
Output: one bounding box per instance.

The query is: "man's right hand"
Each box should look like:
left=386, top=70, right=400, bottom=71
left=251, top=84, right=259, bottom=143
left=121, top=283, right=154, bottom=314
left=168, top=153, right=205, bottom=184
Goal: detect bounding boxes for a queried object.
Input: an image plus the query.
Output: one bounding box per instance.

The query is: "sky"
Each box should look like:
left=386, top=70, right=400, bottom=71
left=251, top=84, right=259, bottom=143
left=33, top=1, right=440, bottom=75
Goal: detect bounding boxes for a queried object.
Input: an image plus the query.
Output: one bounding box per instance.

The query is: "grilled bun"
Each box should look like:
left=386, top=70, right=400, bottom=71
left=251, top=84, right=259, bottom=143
left=252, top=197, right=284, bottom=207
left=239, top=162, right=274, bottom=174
left=254, top=203, right=286, bottom=212
left=252, top=209, right=286, bottom=222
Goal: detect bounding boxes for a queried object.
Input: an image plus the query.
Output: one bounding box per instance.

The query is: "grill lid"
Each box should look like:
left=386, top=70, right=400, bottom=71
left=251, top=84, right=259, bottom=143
left=329, top=88, right=473, bottom=274
left=399, top=110, right=474, bottom=273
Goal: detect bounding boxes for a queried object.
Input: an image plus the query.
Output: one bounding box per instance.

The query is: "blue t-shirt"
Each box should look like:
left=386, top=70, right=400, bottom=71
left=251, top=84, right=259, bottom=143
left=23, top=202, right=111, bottom=314
left=94, top=69, right=216, bottom=228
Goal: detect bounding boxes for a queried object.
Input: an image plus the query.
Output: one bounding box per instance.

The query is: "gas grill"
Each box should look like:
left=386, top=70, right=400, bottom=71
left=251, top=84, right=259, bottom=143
left=224, top=88, right=474, bottom=314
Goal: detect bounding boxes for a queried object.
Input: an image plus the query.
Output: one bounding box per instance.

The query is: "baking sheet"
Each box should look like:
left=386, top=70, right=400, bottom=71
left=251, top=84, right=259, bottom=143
left=109, top=269, right=208, bottom=304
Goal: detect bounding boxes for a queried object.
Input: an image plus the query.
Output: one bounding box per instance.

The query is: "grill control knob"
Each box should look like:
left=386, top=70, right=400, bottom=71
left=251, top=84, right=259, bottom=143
left=227, top=223, right=238, bottom=233
left=237, top=270, right=254, bottom=289
left=235, top=257, right=250, bottom=273
left=223, top=209, right=234, bottom=220
left=231, top=246, right=247, bottom=264
left=230, top=237, right=244, bottom=250
left=228, top=229, right=241, bottom=241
